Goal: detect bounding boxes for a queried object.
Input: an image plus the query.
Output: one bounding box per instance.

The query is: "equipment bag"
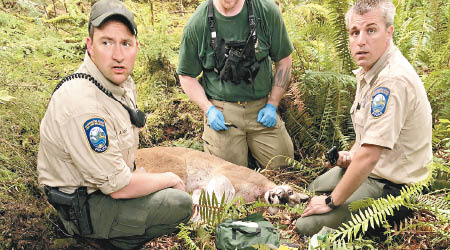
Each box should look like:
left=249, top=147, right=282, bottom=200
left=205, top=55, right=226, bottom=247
left=215, top=213, right=280, bottom=250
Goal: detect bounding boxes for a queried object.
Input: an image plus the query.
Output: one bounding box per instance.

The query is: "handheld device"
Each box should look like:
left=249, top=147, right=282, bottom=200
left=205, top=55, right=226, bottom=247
left=326, top=146, right=339, bottom=166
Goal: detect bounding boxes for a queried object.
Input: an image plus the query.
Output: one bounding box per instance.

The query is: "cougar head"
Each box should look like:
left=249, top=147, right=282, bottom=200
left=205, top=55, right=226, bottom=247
left=264, top=185, right=309, bottom=214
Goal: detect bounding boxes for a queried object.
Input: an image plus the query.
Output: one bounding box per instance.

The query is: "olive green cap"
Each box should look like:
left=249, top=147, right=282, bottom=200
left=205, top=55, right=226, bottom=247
left=89, top=0, right=137, bottom=35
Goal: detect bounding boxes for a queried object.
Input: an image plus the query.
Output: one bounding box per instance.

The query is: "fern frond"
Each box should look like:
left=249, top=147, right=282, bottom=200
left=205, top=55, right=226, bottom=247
left=177, top=223, right=200, bottom=250
left=284, top=71, right=356, bottom=159
left=348, top=198, right=376, bottom=212
left=331, top=161, right=445, bottom=242
left=198, top=190, right=227, bottom=227
left=325, top=0, right=355, bottom=74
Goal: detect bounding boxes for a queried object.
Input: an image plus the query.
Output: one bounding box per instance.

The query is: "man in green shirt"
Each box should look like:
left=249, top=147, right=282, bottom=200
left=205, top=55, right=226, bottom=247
left=177, top=0, right=294, bottom=169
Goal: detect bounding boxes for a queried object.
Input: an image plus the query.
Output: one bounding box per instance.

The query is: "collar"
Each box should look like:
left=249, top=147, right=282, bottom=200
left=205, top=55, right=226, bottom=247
left=83, top=52, right=130, bottom=97
left=353, top=41, right=396, bottom=87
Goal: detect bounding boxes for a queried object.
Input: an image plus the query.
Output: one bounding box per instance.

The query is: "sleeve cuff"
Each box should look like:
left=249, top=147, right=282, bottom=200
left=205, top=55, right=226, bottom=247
left=98, top=164, right=132, bottom=194
left=362, top=134, right=394, bottom=150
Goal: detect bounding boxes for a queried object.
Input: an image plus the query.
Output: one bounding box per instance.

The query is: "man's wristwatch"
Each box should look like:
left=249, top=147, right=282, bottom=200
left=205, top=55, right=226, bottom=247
left=325, top=195, right=338, bottom=209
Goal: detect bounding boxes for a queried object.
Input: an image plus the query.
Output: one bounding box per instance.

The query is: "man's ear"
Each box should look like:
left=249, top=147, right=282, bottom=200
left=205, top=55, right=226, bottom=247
left=86, top=37, right=93, bottom=56
left=387, top=25, right=394, bottom=39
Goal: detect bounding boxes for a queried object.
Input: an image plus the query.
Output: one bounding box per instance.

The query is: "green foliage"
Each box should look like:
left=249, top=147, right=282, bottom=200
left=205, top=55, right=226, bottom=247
left=198, top=190, right=228, bottom=227
left=394, top=0, right=450, bottom=73
left=284, top=2, right=339, bottom=74
left=330, top=161, right=449, bottom=244
left=284, top=71, right=356, bottom=159
left=424, top=69, right=450, bottom=121
left=177, top=223, right=201, bottom=250
left=0, top=0, right=449, bottom=249
left=325, top=0, right=355, bottom=74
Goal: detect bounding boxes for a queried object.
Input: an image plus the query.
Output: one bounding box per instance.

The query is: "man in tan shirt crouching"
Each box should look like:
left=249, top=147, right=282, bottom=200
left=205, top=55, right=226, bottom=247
left=37, top=1, right=192, bottom=248
left=296, top=0, right=432, bottom=236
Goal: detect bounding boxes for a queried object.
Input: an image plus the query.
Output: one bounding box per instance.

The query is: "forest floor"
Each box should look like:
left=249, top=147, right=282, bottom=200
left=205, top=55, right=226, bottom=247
left=2, top=161, right=448, bottom=250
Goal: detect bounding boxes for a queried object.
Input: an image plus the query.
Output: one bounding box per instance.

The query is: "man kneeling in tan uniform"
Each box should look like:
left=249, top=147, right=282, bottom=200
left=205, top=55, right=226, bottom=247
left=37, top=1, right=192, bottom=249
left=296, top=0, right=432, bottom=236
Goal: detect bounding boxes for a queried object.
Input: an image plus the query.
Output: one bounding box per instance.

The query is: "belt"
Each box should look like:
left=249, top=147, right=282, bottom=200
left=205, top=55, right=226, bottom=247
left=368, top=177, right=405, bottom=189
left=236, top=101, right=248, bottom=105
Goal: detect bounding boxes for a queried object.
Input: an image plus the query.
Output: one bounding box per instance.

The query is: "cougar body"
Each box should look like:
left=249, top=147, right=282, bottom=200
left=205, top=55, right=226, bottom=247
left=135, top=147, right=308, bottom=210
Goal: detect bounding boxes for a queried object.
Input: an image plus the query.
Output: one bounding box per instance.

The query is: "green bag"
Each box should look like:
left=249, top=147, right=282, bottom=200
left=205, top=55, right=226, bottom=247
left=215, top=213, right=280, bottom=250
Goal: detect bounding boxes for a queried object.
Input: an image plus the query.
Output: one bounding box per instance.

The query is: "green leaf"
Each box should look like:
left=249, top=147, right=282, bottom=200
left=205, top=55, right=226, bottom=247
left=0, top=90, right=15, bottom=104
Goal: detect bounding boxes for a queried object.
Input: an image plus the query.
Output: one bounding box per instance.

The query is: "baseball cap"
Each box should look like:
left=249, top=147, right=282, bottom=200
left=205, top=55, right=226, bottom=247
left=89, top=0, right=137, bottom=35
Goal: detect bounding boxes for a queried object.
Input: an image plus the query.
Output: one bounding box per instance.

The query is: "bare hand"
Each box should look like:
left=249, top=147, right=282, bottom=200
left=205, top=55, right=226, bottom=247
left=301, top=195, right=332, bottom=217
left=326, top=151, right=352, bottom=169
left=166, top=172, right=186, bottom=191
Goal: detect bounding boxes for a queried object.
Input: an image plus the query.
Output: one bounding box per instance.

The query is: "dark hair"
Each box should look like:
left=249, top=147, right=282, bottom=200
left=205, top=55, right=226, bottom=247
left=89, top=15, right=136, bottom=38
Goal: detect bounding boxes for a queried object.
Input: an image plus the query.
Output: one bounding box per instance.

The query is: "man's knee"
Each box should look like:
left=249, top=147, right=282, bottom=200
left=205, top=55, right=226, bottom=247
left=295, top=216, right=324, bottom=236
left=160, top=188, right=193, bottom=223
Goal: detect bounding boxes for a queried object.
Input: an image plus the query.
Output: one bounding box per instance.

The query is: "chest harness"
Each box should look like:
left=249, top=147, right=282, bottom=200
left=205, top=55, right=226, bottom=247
left=208, top=0, right=262, bottom=85
left=52, top=73, right=146, bottom=128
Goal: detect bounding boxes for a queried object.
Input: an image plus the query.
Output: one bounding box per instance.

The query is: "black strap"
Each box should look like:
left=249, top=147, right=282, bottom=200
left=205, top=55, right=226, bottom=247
left=369, top=177, right=405, bottom=190
left=207, top=0, right=256, bottom=52
left=207, top=0, right=217, bottom=50
left=247, top=0, right=256, bottom=42
left=52, top=72, right=137, bottom=113
left=232, top=227, right=261, bottom=240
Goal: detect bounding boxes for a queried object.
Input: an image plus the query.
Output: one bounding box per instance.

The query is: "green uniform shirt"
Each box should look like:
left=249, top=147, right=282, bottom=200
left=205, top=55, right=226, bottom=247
left=177, top=0, right=293, bottom=102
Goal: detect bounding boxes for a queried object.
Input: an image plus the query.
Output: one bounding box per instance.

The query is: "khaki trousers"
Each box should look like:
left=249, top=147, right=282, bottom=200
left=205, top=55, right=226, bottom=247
left=203, top=98, right=294, bottom=169
left=295, top=167, right=385, bottom=236
left=60, top=188, right=193, bottom=249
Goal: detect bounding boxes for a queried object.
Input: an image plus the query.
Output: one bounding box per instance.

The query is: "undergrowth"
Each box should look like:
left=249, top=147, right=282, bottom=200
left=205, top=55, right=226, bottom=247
left=0, top=0, right=448, bottom=249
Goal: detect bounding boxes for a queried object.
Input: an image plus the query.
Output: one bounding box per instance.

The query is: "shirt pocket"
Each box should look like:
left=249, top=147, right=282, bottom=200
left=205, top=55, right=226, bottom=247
left=116, top=123, right=135, bottom=166
left=350, top=101, right=364, bottom=142
left=255, top=38, right=270, bottom=61
left=200, top=48, right=216, bottom=71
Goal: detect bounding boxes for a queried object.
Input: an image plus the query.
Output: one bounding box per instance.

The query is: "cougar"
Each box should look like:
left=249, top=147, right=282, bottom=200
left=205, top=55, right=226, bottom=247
left=135, top=147, right=309, bottom=214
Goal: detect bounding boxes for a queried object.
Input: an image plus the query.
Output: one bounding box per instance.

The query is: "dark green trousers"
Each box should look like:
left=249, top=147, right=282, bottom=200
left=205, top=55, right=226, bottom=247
left=295, top=167, right=385, bottom=236
left=59, top=188, right=193, bottom=249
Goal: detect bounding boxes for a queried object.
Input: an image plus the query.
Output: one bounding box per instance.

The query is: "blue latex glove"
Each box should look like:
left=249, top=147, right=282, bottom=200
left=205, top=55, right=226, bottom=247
left=257, top=103, right=277, bottom=127
left=206, top=105, right=228, bottom=131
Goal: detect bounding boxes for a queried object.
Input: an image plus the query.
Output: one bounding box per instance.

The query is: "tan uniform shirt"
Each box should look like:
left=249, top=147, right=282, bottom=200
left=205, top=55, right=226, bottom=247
left=37, top=53, right=139, bottom=194
left=351, top=43, right=432, bottom=184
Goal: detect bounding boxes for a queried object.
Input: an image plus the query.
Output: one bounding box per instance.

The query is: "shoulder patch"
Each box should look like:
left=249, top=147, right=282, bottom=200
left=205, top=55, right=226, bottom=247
left=371, top=87, right=390, bottom=118
left=84, top=118, right=108, bottom=153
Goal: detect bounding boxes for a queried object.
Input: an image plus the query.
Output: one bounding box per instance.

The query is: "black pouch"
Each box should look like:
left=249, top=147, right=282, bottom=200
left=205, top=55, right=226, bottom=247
left=218, top=40, right=246, bottom=84
left=121, top=104, right=147, bottom=128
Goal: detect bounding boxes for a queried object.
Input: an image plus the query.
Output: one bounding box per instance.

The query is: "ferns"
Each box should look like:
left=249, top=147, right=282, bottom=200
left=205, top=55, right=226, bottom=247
left=284, top=71, right=356, bottom=158
left=198, top=190, right=228, bottom=227
left=329, top=161, right=449, bottom=244
left=177, top=223, right=201, bottom=250
left=394, top=0, right=450, bottom=73
left=325, top=0, right=355, bottom=74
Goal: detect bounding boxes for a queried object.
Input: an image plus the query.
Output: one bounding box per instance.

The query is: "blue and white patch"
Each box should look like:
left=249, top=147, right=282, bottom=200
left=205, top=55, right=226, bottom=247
left=371, top=87, right=390, bottom=118
left=84, top=118, right=108, bottom=153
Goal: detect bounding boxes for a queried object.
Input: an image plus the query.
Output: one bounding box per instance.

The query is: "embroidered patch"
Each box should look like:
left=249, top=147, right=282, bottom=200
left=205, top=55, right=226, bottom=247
left=371, top=87, right=390, bottom=118
left=84, top=118, right=108, bottom=153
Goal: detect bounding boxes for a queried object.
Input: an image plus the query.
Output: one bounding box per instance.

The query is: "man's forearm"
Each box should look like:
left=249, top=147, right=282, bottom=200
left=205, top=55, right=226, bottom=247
left=268, top=55, right=292, bottom=107
left=331, top=144, right=382, bottom=205
left=179, top=75, right=212, bottom=113
left=110, top=172, right=181, bottom=199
